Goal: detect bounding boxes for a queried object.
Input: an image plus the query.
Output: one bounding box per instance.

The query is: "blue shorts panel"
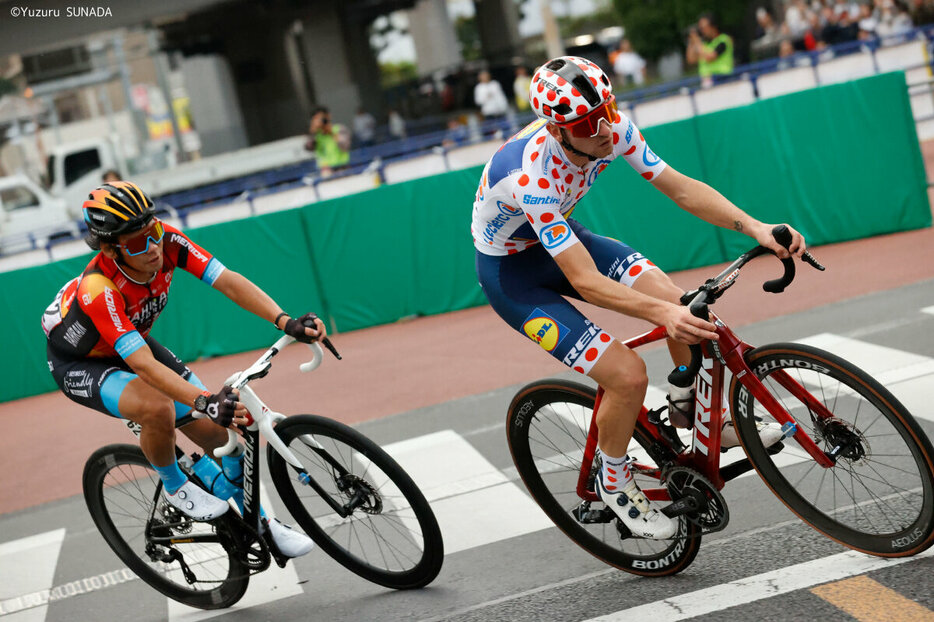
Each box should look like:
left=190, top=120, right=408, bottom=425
left=476, top=219, right=656, bottom=372
left=48, top=336, right=204, bottom=420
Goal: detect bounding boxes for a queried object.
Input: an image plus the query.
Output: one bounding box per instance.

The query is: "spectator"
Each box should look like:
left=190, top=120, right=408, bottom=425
left=442, top=117, right=469, bottom=148
left=877, top=0, right=914, bottom=36
left=613, top=39, right=647, bottom=87
left=352, top=107, right=376, bottom=148
left=784, top=0, right=812, bottom=37
left=102, top=169, right=121, bottom=183
left=685, top=12, right=734, bottom=88
left=473, top=70, right=509, bottom=119
left=755, top=7, right=780, bottom=41
left=388, top=108, right=407, bottom=140
left=857, top=2, right=880, bottom=38
left=513, top=67, right=532, bottom=111
left=305, top=106, right=350, bottom=178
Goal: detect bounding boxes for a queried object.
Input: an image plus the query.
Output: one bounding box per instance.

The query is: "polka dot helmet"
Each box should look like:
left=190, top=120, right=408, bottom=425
left=529, top=56, right=613, bottom=125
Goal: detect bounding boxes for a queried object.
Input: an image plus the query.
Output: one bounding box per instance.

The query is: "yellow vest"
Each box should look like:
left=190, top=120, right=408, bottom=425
left=699, top=33, right=734, bottom=77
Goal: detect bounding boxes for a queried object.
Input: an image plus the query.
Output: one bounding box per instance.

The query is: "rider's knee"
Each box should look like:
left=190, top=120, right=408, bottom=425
left=134, top=399, right=176, bottom=432
left=601, top=353, right=648, bottom=396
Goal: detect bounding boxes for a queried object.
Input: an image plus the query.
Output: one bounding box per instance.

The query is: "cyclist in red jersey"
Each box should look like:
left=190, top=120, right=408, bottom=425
left=43, top=181, right=320, bottom=556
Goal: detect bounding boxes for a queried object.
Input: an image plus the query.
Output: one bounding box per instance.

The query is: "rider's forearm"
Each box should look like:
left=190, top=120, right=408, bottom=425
left=126, top=348, right=203, bottom=408
left=212, top=270, right=285, bottom=328
left=573, top=271, right=672, bottom=326
left=665, top=173, right=764, bottom=237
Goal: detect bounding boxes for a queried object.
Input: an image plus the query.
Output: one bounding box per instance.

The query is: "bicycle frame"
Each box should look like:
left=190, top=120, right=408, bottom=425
left=576, top=313, right=837, bottom=503
left=123, top=335, right=346, bottom=528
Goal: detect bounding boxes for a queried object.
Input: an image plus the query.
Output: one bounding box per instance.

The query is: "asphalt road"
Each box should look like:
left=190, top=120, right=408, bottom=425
left=2, top=278, right=933, bottom=622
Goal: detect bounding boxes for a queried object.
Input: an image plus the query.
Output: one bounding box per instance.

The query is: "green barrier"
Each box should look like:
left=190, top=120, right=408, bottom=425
left=0, top=71, right=928, bottom=403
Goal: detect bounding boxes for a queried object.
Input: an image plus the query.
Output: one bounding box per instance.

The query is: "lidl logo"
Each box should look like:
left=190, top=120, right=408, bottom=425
left=522, top=309, right=568, bottom=352
left=497, top=200, right=522, bottom=216
left=540, top=222, right=572, bottom=249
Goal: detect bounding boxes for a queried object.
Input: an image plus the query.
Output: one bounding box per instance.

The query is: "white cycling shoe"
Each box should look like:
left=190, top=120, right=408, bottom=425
left=165, top=480, right=229, bottom=521
left=721, top=420, right=784, bottom=450
left=595, top=477, right=678, bottom=540
left=263, top=518, right=315, bottom=558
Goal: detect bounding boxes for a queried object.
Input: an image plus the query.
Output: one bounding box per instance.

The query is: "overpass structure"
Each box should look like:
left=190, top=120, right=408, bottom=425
left=0, top=0, right=522, bottom=148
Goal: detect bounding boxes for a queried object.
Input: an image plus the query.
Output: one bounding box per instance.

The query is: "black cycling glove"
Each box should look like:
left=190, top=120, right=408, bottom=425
left=200, top=386, right=238, bottom=427
left=283, top=312, right=321, bottom=344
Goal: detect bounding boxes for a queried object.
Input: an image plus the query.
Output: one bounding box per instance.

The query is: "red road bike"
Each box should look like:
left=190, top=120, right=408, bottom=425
left=506, top=227, right=934, bottom=576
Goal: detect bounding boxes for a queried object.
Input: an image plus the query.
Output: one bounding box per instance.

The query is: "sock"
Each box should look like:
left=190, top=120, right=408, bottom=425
left=153, top=461, right=187, bottom=494
left=599, top=452, right=634, bottom=492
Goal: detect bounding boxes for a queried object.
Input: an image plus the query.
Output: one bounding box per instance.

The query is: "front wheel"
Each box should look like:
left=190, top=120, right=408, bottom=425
left=506, top=380, right=700, bottom=577
left=82, top=444, right=249, bottom=609
left=268, top=415, right=443, bottom=589
left=730, top=343, right=934, bottom=556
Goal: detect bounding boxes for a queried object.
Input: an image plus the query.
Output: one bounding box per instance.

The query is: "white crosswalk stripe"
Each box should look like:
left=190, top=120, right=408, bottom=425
left=0, top=529, right=65, bottom=621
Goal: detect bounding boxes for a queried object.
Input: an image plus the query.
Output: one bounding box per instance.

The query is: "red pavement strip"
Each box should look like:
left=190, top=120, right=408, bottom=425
left=5, top=133, right=934, bottom=516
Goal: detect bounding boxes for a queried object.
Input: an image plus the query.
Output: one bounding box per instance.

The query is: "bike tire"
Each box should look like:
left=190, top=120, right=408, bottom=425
left=82, top=444, right=249, bottom=609
left=507, top=380, right=700, bottom=577
left=268, top=415, right=444, bottom=589
left=730, top=343, right=934, bottom=557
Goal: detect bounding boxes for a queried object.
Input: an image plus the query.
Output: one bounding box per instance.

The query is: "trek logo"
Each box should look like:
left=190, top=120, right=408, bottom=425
left=562, top=320, right=600, bottom=365
left=171, top=233, right=208, bottom=263
left=523, top=195, right=559, bottom=206
left=539, top=222, right=571, bottom=249
left=103, top=288, right=125, bottom=333
left=497, top=200, right=522, bottom=216
left=691, top=356, right=715, bottom=456
left=610, top=252, right=646, bottom=281
left=522, top=308, right=568, bottom=352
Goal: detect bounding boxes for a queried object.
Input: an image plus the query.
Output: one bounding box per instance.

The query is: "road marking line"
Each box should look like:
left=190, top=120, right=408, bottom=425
left=0, top=529, right=66, bottom=620
left=921, top=306, right=934, bottom=317
left=811, top=575, right=934, bottom=621
left=168, top=488, right=304, bottom=621
left=385, top=430, right=553, bottom=554
left=582, top=548, right=934, bottom=622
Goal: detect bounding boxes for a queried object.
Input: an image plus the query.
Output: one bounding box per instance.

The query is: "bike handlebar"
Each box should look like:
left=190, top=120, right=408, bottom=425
left=666, top=225, right=825, bottom=388
left=207, top=335, right=339, bottom=458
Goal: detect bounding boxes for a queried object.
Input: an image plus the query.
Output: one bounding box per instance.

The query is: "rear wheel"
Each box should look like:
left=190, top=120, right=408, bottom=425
left=506, top=380, right=700, bottom=577
left=730, top=343, right=934, bottom=556
left=83, top=444, right=249, bottom=609
left=268, top=415, right=443, bottom=589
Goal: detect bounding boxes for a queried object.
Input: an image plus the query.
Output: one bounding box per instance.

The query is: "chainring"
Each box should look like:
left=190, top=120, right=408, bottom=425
left=663, top=465, right=729, bottom=534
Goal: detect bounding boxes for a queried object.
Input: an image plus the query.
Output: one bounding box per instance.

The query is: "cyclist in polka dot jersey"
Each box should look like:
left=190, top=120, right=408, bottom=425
left=472, top=56, right=807, bottom=539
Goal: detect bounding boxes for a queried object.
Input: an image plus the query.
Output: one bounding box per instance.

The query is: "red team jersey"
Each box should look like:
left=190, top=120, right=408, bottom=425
left=42, top=223, right=225, bottom=360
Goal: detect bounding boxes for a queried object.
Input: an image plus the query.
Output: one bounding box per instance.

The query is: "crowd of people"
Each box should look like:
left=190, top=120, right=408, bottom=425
left=753, top=0, right=920, bottom=59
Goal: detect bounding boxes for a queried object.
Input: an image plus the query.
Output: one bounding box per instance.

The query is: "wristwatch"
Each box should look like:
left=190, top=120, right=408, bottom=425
left=194, top=390, right=211, bottom=412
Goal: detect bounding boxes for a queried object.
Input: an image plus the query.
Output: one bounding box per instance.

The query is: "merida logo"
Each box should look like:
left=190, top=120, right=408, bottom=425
left=103, top=289, right=125, bottom=333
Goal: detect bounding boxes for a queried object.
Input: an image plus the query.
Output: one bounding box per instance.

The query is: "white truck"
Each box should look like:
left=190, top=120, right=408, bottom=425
left=47, top=135, right=311, bottom=218
left=0, top=174, right=79, bottom=253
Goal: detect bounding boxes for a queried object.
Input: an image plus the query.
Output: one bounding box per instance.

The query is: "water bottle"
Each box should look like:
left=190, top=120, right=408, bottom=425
left=190, top=454, right=239, bottom=501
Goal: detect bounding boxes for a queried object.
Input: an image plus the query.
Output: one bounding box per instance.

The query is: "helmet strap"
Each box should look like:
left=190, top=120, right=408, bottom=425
left=112, top=247, right=157, bottom=285
left=559, top=128, right=599, bottom=162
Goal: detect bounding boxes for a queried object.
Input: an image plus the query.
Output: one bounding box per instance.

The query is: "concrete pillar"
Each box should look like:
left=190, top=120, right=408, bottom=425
left=299, top=5, right=363, bottom=126
left=407, top=0, right=462, bottom=77
left=473, top=0, right=522, bottom=66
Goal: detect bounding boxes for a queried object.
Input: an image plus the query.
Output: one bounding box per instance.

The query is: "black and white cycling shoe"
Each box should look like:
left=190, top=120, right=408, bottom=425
left=595, top=476, right=678, bottom=540
left=264, top=518, right=315, bottom=557
left=164, top=480, right=229, bottom=521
